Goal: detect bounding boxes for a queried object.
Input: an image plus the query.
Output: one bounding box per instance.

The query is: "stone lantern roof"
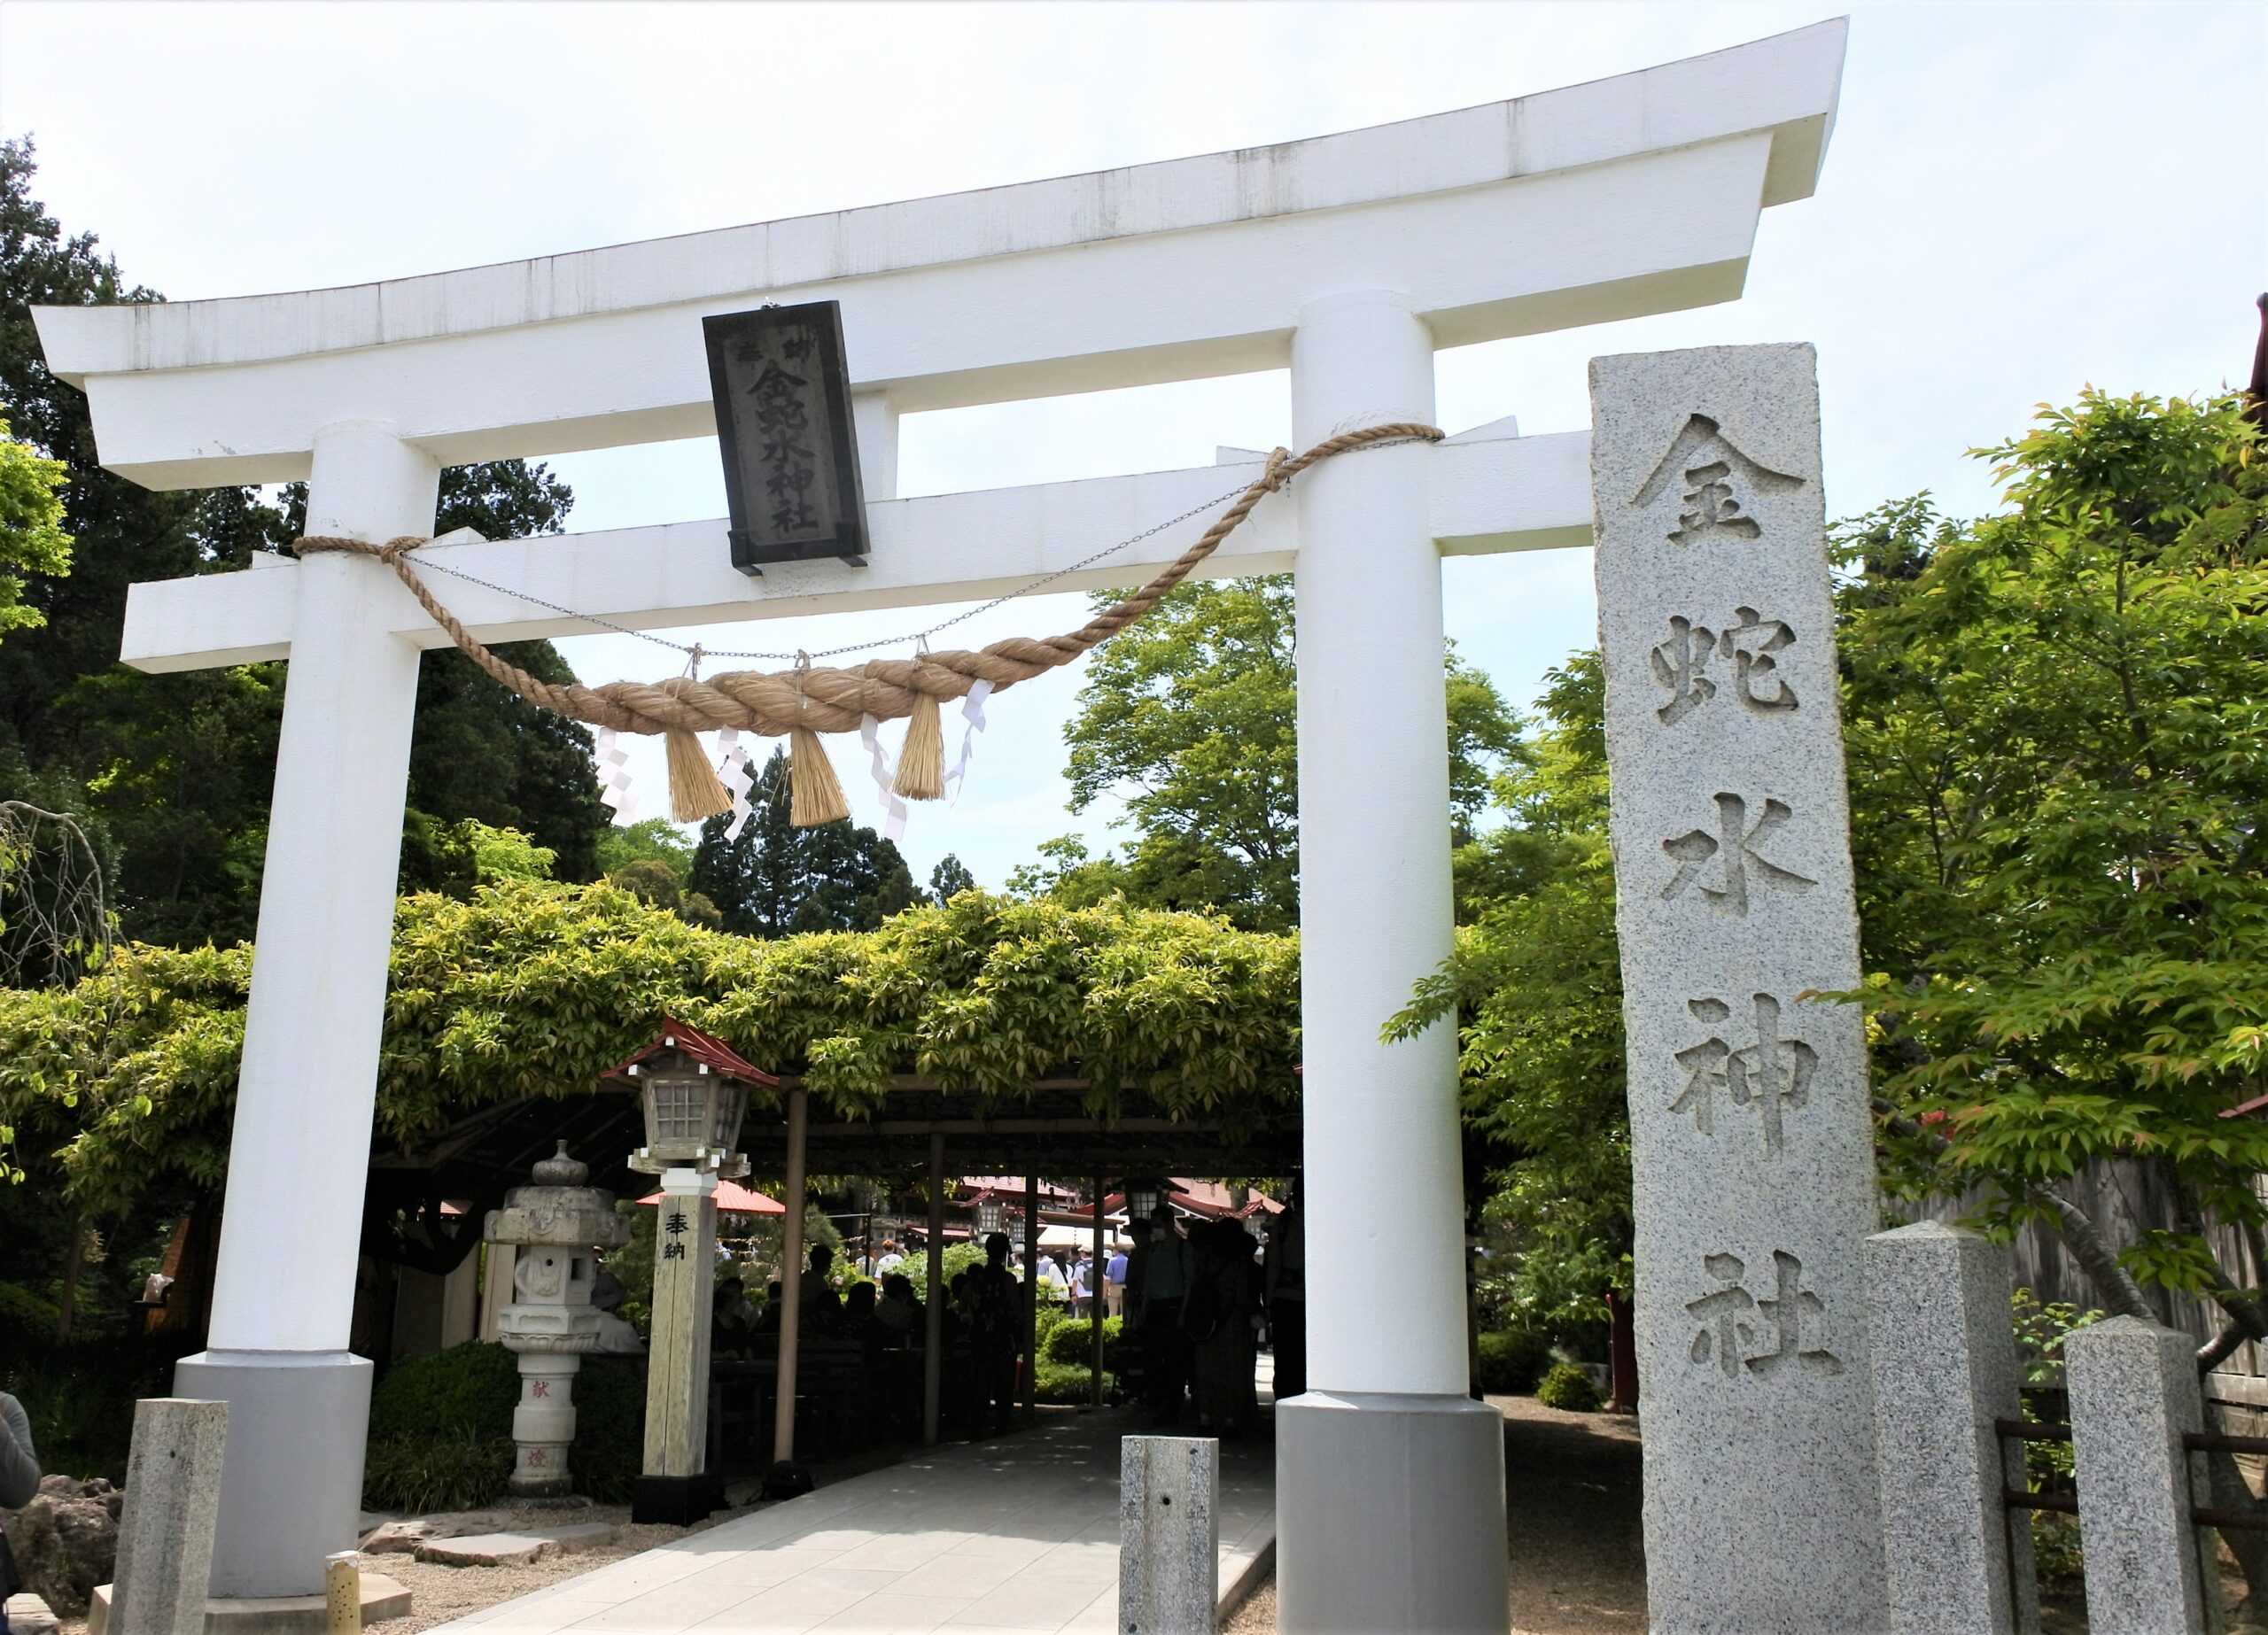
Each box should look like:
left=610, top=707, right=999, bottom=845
left=601, top=1016, right=779, bottom=1089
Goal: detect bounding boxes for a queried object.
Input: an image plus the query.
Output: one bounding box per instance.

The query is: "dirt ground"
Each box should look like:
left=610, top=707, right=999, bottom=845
left=1220, top=1394, right=2262, bottom=1634
left=362, top=1501, right=758, bottom=1634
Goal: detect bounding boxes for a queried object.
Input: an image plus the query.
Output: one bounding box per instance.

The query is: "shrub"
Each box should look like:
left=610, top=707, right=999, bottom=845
left=1535, top=1362, right=1603, bottom=1413
left=1040, top=1316, right=1122, bottom=1368
left=362, top=1340, right=643, bottom=1509
left=1032, top=1359, right=1098, bottom=1405
left=362, top=1431, right=515, bottom=1513
left=0, top=1332, right=196, bottom=1483
left=2011, top=1288, right=2102, bottom=1388
left=1474, top=1329, right=1554, bottom=1395
left=368, top=1340, right=519, bottom=1442
left=0, top=1281, right=59, bottom=1346
left=569, top=1357, right=645, bottom=1504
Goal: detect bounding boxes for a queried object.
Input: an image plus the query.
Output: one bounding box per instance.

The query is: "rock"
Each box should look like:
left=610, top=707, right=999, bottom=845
left=0, top=1475, right=122, bottom=1616
left=359, top=1518, right=444, bottom=1554
left=4, top=1593, right=60, bottom=1635
left=359, top=1507, right=511, bottom=1552
left=412, top=1522, right=617, bottom=1567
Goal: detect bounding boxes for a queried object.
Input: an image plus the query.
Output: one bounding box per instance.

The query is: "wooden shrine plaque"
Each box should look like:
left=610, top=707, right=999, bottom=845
left=703, top=300, right=869, bottom=574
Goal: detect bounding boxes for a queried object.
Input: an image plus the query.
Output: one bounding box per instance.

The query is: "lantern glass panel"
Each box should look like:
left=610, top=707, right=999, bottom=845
left=710, top=1084, right=749, bottom=1150
left=645, top=1075, right=713, bottom=1147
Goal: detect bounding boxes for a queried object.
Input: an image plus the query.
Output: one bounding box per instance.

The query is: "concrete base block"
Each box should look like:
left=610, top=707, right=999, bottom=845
left=89, top=1576, right=411, bottom=1635
left=4, top=1595, right=59, bottom=1635
left=173, top=1350, right=373, bottom=1600
left=630, top=1473, right=724, bottom=1526
left=1277, top=1391, right=1508, bottom=1634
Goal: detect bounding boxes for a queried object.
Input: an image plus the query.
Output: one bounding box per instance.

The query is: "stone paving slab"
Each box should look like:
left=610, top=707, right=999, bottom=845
left=426, top=1408, right=1273, bottom=1635
left=416, top=1523, right=620, bottom=1566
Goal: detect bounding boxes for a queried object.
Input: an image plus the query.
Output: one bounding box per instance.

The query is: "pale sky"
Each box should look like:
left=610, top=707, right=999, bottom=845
left=3, top=2, right=2260, bottom=891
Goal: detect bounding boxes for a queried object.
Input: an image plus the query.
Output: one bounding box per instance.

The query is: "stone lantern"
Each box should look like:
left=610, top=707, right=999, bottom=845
left=483, top=1143, right=629, bottom=1498
left=605, top=1018, right=777, bottom=1524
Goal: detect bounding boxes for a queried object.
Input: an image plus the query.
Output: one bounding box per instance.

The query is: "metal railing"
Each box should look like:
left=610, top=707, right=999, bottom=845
left=1995, top=1418, right=2268, bottom=1532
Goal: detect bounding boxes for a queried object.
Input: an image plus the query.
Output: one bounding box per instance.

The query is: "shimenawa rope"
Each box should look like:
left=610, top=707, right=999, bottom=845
left=296, top=422, right=1441, bottom=825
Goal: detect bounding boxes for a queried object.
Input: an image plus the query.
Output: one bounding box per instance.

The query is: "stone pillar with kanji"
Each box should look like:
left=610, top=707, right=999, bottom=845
left=1590, top=344, right=1887, bottom=1627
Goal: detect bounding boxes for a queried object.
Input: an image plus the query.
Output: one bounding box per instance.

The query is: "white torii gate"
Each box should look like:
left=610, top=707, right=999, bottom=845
left=39, top=21, right=1845, bottom=1626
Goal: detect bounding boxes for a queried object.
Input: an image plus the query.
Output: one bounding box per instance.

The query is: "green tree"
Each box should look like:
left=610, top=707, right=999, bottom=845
left=596, top=817, right=696, bottom=882
left=688, top=748, right=919, bottom=936
left=1058, top=577, right=1518, bottom=930
left=0, top=415, right=66, bottom=639
left=0, top=136, right=206, bottom=763
left=1840, top=391, right=2268, bottom=1332
left=1394, top=655, right=1628, bottom=1328
left=0, top=139, right=607, bottom=941
left=928, top=853, right=976, bottom=906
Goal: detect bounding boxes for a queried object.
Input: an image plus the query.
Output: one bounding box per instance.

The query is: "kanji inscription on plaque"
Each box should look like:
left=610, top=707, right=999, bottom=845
left=703, top=300, right=870, bottom=575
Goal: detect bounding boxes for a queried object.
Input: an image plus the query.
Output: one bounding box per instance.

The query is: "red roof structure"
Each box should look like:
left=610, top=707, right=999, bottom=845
left=635, top=1178, right=786, bottom=1214
left=1102, top=1177, right=1281, bottom=1220
left=602, top=1015, right=779, bottom=1089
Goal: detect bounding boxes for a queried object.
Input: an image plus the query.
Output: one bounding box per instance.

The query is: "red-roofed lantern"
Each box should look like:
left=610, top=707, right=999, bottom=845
left=610, top=1019, right=770, bottom=1180
left=603, top=1019, right=776, bottom=1524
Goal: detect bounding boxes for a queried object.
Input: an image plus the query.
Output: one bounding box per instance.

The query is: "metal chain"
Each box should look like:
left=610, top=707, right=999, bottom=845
left=399, top=434, right=1431, bottom=663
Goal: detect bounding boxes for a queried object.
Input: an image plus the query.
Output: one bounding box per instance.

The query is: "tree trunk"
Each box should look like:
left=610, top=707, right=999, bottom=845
left=56, top=1213, right=85, bottom=1343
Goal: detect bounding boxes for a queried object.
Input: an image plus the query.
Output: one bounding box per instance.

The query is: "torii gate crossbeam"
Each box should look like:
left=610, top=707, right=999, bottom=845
left=36, top=21, right=1846, bottom=1627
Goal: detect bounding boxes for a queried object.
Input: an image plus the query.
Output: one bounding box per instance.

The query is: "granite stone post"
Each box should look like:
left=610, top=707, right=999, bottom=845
left=111, top=1398, right=229, bottom=1635
left=1863, top=1222, right=2038, bottom=1633
left=2067, top=1316, right=2210, bottom=1634
left=1120, top=1436, right=1217, bottom=1635
left=1590, top=344, right=1887, bottom=1628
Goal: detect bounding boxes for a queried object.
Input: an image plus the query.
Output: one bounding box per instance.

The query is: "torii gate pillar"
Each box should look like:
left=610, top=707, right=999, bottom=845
left=175, top=422, right=438, bottom=1596
left=1278, top=291, right=1510, bottom=1629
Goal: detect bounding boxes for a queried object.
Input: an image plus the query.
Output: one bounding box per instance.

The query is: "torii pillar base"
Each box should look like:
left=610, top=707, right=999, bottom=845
left=1277, top=1393, right=1508, bottom=1634
left=173, top=1350, right=375, bottom=1600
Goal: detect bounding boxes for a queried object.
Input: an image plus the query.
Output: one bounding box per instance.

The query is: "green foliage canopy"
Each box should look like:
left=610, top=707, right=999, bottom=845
left=0, top=882, right=1298, bottom=1214
left=0, top=137, right=609, bottom=943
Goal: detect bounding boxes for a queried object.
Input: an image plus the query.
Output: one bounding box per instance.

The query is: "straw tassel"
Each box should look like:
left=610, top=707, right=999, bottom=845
left=788, top=726, right=851, bottom=826
left=664, top=728, right=734, bottom=824
left=892, top=693, right=947, bottom=802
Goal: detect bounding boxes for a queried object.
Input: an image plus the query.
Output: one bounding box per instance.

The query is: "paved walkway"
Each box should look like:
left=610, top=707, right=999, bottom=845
left=430, top=1408, right=1274, bottom=1635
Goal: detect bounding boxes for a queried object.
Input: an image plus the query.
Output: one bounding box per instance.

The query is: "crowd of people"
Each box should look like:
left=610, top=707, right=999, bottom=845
left=682, top=1190, right=1307, bottom=1449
